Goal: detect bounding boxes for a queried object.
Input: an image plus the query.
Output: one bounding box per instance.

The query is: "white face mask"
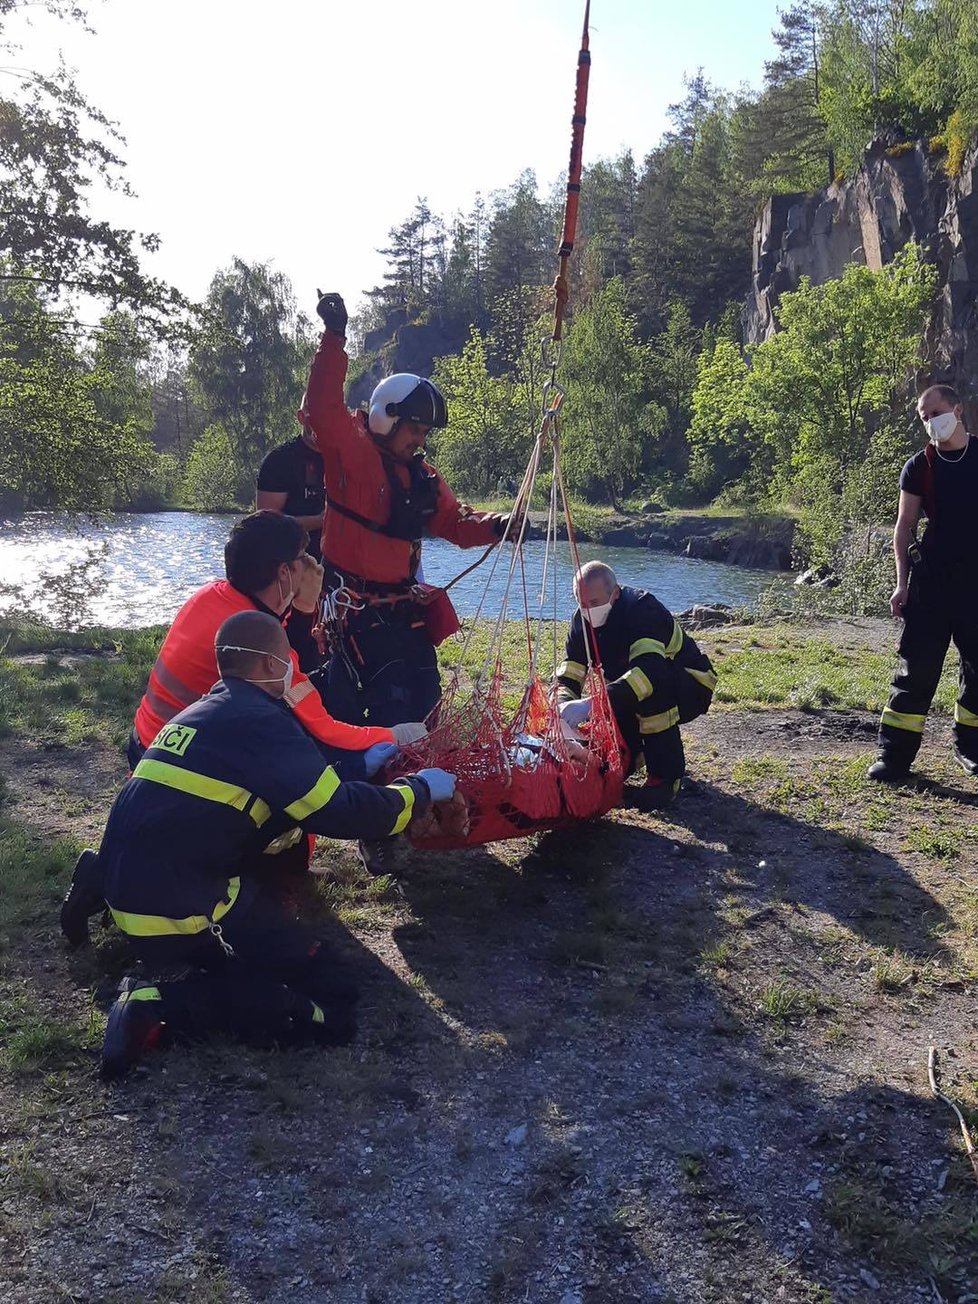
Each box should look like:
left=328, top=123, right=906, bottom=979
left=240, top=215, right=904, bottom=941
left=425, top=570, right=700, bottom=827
left=581, top=600, right=613, bottom=628
left=925, top=410, right=958, bottom=444
left=216, top=646, right=294, bottom=692
left=277, top=570, right=295, bottom=613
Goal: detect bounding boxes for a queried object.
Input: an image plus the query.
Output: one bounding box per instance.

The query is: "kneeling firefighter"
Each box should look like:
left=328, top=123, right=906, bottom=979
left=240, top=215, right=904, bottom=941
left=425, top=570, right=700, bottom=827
left=305, top=292, right=513, bottom=729
left=556, top=561, right=717, bottom=811
left=61, top=511, right=421, bottom=948
left=98, top=611, right=457, bottom=1079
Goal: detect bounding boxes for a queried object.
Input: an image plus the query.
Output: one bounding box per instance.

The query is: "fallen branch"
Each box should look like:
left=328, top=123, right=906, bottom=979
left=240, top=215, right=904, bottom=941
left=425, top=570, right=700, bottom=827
left=927, top=1045, right=978, bottom=1185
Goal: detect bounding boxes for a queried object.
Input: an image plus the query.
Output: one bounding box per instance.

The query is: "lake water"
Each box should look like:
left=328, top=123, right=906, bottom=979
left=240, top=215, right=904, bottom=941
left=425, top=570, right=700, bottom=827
left=0, top=511, right=776, bottom=628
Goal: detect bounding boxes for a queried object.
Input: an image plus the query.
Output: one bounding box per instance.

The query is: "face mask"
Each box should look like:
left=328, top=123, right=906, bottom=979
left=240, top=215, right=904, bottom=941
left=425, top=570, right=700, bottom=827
left=277, top=566, right=295, bottom=613
left=581, top=600, right=613, bottom=628
left=216, top=646, right=294, bottom=692
left=925, top=411, right=958, bottom=443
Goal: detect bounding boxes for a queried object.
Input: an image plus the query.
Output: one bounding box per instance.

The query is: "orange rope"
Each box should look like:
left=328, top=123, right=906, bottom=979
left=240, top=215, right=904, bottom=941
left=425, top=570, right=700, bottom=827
left=553, top=1, right=592, bottom=344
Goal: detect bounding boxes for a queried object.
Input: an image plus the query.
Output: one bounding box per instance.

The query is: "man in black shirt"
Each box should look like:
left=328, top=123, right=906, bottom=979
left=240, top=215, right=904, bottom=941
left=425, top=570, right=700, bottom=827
left=869, top=383, right=978, bottom=782
left=256, top=421, right=325, bottom=561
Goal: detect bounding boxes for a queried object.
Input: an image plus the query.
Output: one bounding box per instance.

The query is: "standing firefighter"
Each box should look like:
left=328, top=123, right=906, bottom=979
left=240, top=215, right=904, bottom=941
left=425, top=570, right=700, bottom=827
left=304, top=292, right=511, bottom=727
left=556, top=562, right=716, bottom=810
left=869, top=383, right=978, bottom=782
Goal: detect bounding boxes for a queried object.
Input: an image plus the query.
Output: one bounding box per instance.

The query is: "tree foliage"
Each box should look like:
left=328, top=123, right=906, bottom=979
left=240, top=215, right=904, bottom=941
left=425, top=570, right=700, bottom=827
left=189, top=259, right=313, bottom=473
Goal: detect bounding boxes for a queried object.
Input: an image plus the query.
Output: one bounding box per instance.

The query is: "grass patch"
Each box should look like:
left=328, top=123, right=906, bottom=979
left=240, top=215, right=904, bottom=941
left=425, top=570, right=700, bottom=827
left=903, top=826, right=960, bottom=860
left=706, top=625, right=958, bottom=714
left=0, top=813, right=80, bottom=934
left=0, top=621, right=164, bottom=748
left=826, top=1168, right=978, bottom=1292
left=757, top=980, right=819, bottom=1022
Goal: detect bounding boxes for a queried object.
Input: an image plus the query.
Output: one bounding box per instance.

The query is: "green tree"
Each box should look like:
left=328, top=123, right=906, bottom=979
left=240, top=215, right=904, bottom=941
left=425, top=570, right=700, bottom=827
left=0, top=1, right=182, bottom=319
left=182, top=423, right=242, bottom=512
left=431, top=329, right=525, bottom=496
left=0, top=279, right=157, bottom=511
left=560, top=279, right=652, bottom=508
left=687, top=337, right=761, bottom=497
left=189, top=259, right=312, bottom=475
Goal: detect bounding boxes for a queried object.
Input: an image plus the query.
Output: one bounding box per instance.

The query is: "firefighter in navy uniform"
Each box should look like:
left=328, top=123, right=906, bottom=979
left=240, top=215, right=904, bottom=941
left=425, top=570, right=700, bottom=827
left=98, top=610, right=457, bottom=1080
left=556, top=561, right=717, bottom=811
left=869, top=383, right=978, bottom=782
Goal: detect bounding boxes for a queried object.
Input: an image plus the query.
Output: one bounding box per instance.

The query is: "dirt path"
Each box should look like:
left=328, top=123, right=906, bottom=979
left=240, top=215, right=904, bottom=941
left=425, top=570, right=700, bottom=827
left=1, top=709, right=976, bottom=1304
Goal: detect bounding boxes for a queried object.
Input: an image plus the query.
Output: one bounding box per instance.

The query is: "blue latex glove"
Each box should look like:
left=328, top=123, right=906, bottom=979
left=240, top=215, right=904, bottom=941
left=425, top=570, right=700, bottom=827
left=560, top=697, right=592, bottom=727
left=363, top=741, right=399, bottom=777
left=415, top=768, right=457, bottom=802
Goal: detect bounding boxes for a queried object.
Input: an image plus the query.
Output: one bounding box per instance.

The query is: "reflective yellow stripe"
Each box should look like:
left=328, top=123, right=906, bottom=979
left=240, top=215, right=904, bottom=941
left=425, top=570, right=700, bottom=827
left=557, top=659, right=587, bottom=684
left=110, top=877, right=241, bottom=938
left=125, top=986, right=162, bottom=1003
left=955, top=703, right=978, bottom=727
left=262, top=827, right=304, bottom=855
left=686, top=666, right=718, bottom=692
left=389, top=781, right=416, bottom=835
left=623, top=667, right=654, bottom=702
left=665, top=620, right=684, bottom=657
left=629, top=637, right=666, bottom=659
left=311, top=1004, right=325, bottom=1024
left=133, top=759, right=271, bottom=827
left=881, top=707, right=925, bottom=734
left=639, top=707, right=680, bottom=734
left=285, top=767, right=341, bottom=821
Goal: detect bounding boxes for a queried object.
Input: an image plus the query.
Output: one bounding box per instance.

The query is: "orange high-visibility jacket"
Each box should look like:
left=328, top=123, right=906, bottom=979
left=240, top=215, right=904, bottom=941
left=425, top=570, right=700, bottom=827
left=304, top=330, right=504, bottom=584
left=133, top=580, right=394, bottom=751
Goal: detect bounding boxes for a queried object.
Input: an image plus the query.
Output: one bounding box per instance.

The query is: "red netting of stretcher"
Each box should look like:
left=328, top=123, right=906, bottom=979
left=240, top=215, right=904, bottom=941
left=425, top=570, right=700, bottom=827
left=388, top=416, right=625, bottom=850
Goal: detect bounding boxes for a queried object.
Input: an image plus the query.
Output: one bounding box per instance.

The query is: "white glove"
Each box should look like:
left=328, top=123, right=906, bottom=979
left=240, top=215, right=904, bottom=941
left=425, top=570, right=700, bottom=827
left=559, top=697, right=592, bottom=727
left=391, top=721, right=428, bottom=746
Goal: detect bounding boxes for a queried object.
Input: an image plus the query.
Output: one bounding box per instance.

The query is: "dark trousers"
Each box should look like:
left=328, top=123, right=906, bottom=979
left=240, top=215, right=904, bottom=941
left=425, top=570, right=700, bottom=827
left=126, top=886, right=357, bottom=1048
left=879, top=565, right=978, bottom=768
left=617, top=664, right=714, bottom=784
left=323, top=603, right=441, bottom=728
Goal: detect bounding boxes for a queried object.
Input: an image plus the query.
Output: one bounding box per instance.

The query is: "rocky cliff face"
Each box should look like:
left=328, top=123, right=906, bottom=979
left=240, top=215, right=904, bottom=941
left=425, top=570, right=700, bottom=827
left=348, top=312, right=470, bottom=408
left=745, top=138, right=978, bottom=394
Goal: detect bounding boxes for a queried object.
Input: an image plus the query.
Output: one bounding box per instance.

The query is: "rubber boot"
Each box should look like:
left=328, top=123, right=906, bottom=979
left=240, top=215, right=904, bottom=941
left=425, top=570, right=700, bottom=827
left=628, top=776, right=681, bottom=813
left=866, top=757, right=911, bottom=784
left=60, top=849, right=105, bottom=949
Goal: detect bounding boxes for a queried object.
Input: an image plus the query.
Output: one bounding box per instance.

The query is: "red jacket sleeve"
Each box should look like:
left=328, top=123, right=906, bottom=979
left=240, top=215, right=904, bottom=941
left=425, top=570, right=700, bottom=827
left=428, top=475, right=506, bottom=549
left=305, top=330, right=356, bottom=456
left=284, top=658, right=395, bottom=749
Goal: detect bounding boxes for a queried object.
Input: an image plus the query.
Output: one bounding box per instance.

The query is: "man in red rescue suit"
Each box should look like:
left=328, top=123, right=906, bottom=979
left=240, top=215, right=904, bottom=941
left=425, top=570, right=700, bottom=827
left=61, top=511, right=423, bottom=947
left=304, top=292, right=510, bottom=730
left=556, top=561, right=716, bottom=811
left=98, top=611, right=458, bottom=1079
left=868, top=383, right=978, bottom=783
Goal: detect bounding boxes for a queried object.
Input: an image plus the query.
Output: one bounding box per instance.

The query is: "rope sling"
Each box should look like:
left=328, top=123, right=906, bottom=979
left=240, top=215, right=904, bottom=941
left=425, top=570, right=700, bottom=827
left=388, top=2, right=625, bottom=849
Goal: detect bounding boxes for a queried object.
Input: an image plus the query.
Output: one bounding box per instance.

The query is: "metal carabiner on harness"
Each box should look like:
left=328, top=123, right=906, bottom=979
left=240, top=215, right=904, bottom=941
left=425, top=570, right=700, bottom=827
left=209, top=922, right=235, bottom=958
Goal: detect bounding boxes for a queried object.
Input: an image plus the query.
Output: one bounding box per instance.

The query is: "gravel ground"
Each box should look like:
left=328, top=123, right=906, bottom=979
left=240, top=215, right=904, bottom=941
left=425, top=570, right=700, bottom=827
left=1, top=704, right=976, bottom=1304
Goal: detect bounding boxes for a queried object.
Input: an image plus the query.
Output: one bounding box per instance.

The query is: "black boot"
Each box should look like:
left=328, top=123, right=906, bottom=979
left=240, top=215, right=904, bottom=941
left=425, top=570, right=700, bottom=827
left=866, top=757, right=911, bottom=783
left=625, top=776, right=681, bottom=812
left=101, top=977, right=166, bottom=1081
left=954, top=747, right=978, bottom=778
left=60, top=849, right=105, bottom=948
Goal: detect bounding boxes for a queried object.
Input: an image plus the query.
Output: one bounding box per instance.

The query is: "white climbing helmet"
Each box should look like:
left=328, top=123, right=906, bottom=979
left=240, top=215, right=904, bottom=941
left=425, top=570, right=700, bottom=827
left=368, top=374, right=448, bottom=437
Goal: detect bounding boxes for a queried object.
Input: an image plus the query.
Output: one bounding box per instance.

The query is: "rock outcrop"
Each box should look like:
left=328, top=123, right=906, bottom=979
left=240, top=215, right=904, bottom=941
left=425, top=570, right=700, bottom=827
left=744, top=138, right=978, bottom=396
left=349, top=312, right=471, bottom=408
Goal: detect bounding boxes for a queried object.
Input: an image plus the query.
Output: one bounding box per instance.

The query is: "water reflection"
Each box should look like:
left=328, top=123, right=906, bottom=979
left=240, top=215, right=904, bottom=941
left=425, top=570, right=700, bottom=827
left=0, top=511, right=775, bottom=628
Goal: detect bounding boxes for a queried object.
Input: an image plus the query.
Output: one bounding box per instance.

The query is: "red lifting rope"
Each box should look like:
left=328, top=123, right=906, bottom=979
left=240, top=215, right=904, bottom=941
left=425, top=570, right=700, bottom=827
left=553, top=0, right=591, bottom=344
left=390, top=1, right=624, bottom=850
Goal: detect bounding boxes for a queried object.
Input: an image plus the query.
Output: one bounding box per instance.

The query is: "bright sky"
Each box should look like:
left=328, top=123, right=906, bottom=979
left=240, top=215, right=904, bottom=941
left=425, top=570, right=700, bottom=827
left=19, top=0, right=785, bottom=315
